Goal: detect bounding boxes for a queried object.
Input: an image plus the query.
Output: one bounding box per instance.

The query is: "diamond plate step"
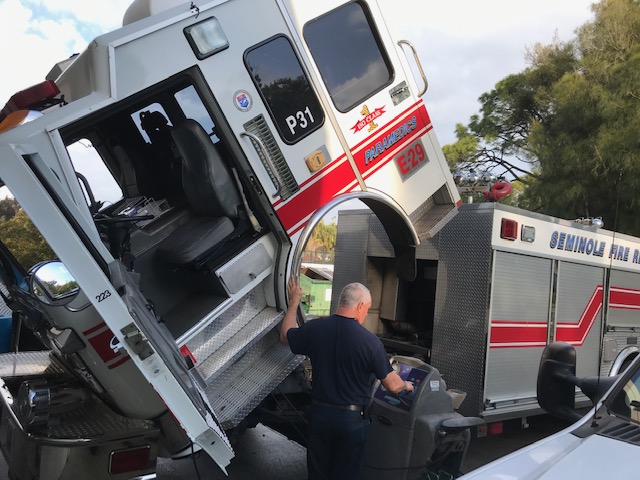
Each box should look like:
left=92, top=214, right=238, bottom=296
left=206, top=330, right=304, bottom=429
left=184, top=288, right=266, bottom=362
left=196, top=307, right=284, bottom=384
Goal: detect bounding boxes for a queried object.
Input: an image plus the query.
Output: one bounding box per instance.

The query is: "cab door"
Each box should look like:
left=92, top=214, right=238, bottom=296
left=0, top=136, right=235, bottom=471
left=183, top=0, right=359, bottom=241
left=279, top=0, right=460, bottom=238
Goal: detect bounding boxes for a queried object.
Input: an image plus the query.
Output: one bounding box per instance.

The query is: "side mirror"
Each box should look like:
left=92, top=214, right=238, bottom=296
left=537, top=342, right=621, bottom=423
left=30, top=261, right=80, bottom=306
left=537, top=342, right=582, bottom=422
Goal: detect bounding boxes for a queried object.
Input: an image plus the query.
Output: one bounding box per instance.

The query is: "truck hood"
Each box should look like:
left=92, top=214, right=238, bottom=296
left=460, top=431, right=636, bottom=479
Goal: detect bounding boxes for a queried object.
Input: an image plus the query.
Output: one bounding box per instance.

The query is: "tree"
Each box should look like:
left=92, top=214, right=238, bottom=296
left=305, top=220, right=337, bottom=262
left=445, top=0, right=640, bottom=234
left=0, top=197, right=19, bottom=221
left=0, top=209, right=55, bottom=270
left=524, top=0, right=640, bottom=233
left=446, top=40, right=579, bottom=184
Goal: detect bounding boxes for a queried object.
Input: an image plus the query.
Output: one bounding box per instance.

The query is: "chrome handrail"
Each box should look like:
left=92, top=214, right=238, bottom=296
left=398, top=39, right=428, bottom=96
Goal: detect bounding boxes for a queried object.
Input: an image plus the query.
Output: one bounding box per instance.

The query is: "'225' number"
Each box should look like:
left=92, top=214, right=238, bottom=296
left=96, top=290, right=112, bottom=303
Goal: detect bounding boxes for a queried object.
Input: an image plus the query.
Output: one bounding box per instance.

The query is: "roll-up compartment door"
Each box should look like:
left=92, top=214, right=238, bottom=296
left=608, top=270, right=640, bottom=329
left=486, top=251, right=552, bottom=403
left=555, top=261, right=604, bottom=378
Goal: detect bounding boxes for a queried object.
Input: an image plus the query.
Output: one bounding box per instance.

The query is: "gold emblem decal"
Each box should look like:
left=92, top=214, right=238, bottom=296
left=351, top=105, right=385, bottom=133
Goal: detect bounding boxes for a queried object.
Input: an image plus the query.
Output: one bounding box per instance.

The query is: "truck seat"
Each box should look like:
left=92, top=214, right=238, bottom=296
left=156, top=119, right=241, bottom=266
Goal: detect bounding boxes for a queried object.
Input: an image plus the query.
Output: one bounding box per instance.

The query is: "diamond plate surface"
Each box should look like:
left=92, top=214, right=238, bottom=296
left=196, top=308, right=283, bottom=383
left=0, top=284, right=11, bottom=317
left=431, top=204, right=495, bottom=418
left=206, top=330, right=304, bottom=428
left=186, top=287, right=266, bottom=363
left=332, top=210, right=371, bottom=311
left=0, top=351, right=65, bottom=377
left=410, top=194, right=458, bottom=241
left=21, top=393, right=156, bottom=439
left=367, top=213, right=440, bottom=260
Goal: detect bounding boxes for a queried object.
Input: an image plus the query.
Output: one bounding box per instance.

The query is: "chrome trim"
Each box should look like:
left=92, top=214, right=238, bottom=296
left=0, top=377, right=157, bottom=446
left=240, top=131, right=282, bottom=198
left=291, top=190, right=418, bottom=279
left=397, top=40, right=428, bottom=96
left=609, top=346, right=639, bottom=376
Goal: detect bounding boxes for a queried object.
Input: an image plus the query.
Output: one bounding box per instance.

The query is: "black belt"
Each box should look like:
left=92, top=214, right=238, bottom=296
left=313, top=400, right=365, bottom=412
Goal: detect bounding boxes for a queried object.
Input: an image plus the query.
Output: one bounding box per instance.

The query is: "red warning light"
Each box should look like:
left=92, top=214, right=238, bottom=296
left=500, top=218, right=518, bottom=241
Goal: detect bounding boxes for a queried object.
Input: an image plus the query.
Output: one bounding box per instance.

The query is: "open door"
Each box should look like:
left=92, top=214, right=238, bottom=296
left=0, top=138, right=235, bottom=471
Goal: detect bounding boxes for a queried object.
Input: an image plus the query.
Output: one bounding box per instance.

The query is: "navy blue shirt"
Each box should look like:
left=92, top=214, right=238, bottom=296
left=287, top=314, right=392, bottom=406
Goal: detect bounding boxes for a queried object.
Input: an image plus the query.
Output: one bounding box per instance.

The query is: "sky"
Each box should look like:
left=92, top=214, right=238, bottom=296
left=0, top=0, right=596, bottom=148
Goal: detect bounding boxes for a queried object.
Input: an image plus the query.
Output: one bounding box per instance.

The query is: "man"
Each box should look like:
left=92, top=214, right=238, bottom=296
left=280, top=276, right=413, bottom=480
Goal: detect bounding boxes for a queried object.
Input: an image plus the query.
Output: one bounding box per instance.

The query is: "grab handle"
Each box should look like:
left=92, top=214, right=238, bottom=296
left=397, top=40, right=428, bottom=97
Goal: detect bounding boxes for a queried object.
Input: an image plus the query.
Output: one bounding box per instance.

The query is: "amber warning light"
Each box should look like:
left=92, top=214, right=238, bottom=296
left=500, top=218, right=518, bottom=241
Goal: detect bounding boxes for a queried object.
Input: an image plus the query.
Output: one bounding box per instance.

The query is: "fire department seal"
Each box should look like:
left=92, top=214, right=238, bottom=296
left=233, top=90, right=253, bottom=112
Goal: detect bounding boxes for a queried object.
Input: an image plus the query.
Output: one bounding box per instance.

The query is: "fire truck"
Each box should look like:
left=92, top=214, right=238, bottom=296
left=333, top=202, right=640, bottom=430
left=0, top=0, right=471, bottom=478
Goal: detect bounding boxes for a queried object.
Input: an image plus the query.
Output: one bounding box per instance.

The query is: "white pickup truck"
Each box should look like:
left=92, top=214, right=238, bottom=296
left=460, top=341, right=638, bottom=478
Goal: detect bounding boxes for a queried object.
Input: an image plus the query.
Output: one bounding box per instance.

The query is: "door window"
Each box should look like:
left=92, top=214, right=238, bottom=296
left=245, top=35, right=324, bottom=144
left=304, top=1, right=393, bottom=112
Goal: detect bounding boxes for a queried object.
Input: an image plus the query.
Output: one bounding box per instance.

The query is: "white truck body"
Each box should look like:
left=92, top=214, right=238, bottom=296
left=0, top=0, right=462, bottom=477
left=459, top=342, right=640, bottom=479
left=333, top=203, right=640, bottom=424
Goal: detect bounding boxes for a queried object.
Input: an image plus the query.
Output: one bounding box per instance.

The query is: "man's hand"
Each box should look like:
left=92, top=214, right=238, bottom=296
left=280, top=275, right=303, bottom=344
left=381, top=371, right=415, bottom=394
left=288, top=275, right=303, bottom=304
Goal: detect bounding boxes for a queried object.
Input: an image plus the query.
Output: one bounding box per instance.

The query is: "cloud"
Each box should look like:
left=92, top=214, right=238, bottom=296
left=2, top=0, right=596, bottom=152
left=0, top=0, right=130, bottom=106
left=378, top=0, right=595, bottom=144
left=25, top=0, right=132, bottom=32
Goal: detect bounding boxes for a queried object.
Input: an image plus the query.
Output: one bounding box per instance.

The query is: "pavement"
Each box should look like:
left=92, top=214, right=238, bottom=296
left=154, top=414, right=568, bottom=479
left=0, top=414, right=567, bottom=479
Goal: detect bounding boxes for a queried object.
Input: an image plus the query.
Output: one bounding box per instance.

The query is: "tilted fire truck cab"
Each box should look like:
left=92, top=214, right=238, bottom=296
left=0, top=0, right=465, bottom=478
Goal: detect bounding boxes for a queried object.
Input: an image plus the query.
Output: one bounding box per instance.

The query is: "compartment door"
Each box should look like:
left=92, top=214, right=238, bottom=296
left=486, top=251, right=552, bottom=405
left=554, top=262, right=604, bottom=378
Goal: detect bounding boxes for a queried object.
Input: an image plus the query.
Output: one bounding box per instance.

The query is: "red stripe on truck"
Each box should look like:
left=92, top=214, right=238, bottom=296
left=273, top=101, right=433, bottom=235
left=490, top=285, right=640, bottom=348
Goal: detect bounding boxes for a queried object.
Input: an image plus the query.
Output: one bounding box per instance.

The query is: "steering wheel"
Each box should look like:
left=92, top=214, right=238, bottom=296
left=94, top=213, right=155, bottom=263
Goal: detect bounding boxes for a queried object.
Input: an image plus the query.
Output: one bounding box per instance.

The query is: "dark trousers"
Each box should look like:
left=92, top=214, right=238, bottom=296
left=307, top=403, right=371, bottom=480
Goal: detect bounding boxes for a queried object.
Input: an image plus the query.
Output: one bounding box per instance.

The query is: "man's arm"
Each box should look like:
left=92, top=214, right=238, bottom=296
left=279, top=275, right=303, bottom=344
left=381, top=371, right=414, bottom=394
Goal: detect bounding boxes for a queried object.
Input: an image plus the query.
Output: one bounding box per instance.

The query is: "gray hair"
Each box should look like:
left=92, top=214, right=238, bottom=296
left=338, top=282, right=371, bottom=308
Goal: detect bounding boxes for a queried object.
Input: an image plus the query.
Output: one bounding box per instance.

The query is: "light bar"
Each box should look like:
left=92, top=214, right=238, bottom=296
left=0, top=80, right=59, bottom=122
left=184, top=17, right=228, bottom=60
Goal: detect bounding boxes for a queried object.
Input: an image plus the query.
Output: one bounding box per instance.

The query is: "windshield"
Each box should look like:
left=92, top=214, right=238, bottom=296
left=609, top=360, right=640, bottom=423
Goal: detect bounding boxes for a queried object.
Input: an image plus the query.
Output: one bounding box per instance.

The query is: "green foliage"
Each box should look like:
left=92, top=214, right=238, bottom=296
left=444, top=0, right=640, bottom=234
left=0, top=197, right=19, bottom=221
left=0, top=209, right=55, bottom=270
left=442, top=124, right=478, bottom=169
left=42, top=279, right=79, bottom=296
left=307, top=220, right=337, bottom=252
